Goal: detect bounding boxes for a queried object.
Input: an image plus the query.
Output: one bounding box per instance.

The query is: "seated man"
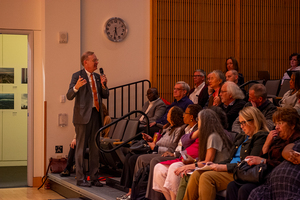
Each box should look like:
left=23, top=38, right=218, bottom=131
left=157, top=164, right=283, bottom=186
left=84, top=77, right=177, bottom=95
left=232, top=83, right=277, bottom=134
left=225, top=70, right=239, bottom=85
left=219, top=81, right=246, bottom=131
left=136, top=88, right=167, bottom=132
left=188, top=69, right=208, bottom=107
left=148, top=81, right=193, bottom=136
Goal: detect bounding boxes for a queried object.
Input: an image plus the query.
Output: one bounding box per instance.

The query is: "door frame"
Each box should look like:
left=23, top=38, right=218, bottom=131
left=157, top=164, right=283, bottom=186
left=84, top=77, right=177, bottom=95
left=0, top=29, right=34, bottom=186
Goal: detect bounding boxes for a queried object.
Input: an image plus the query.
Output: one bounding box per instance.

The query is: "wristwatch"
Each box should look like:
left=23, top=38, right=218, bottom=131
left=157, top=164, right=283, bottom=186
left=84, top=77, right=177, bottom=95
left=194, top=160, right=198, bottom=168
left=260, top=159, right=265, bottom=164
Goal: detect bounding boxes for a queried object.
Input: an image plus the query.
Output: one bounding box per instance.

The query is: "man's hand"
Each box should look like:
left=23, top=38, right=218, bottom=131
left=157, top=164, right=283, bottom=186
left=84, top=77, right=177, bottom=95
left=149, top=122, right=156, bottom=127
left=70, top=138, right=76, bottom=149
left=162, top=151, right=174, bottom=157
left=142, top=133, right=153, bottom=142
left=75, top=75, right=87, bottom=90
left=100, top=74, right=107, bottom=87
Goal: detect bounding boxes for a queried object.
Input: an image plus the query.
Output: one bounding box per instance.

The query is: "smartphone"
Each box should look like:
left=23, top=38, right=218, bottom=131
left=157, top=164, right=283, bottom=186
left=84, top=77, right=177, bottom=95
left=180, top=150, right=188, bottom=160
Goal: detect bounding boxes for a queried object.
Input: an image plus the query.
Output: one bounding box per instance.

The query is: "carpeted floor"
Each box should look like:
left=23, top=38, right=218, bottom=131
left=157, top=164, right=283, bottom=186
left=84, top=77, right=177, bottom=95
left=0, top=166, right=27, bottom=188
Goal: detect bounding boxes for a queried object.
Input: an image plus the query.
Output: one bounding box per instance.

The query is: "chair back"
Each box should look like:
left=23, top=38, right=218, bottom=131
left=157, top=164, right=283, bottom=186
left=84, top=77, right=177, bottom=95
left=265, top=80, right=281, bottom=96
left=278, top=79, right=290, bottom=97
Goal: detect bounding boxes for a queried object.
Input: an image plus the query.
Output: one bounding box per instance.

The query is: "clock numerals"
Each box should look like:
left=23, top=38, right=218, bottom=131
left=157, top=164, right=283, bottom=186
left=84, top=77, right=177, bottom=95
left=105, top=17, right=127, bottom=42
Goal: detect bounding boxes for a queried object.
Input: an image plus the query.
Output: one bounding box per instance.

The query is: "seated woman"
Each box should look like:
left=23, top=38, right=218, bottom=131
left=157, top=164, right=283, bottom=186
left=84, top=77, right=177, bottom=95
left=206, top=70, right=226, bottom=107
left=117, top=106, right=185, bottom=200
left=227, top=107, right=300, bottom=200
left=248, top=140, right=300, bottom=200
left=143, top=104, right=202, bottom=200
left=182, top=106, right=269, bottom=200
left=281, top=53, right=300, bottom=84
left=278, top=71, right=300, bottom=109
left=225, top=57, right=244, bottom=86
left=153, top=109, right=233, bottom=200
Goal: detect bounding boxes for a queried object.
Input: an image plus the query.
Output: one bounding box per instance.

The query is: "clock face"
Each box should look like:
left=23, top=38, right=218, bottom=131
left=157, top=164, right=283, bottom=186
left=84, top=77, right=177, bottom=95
left=104, top=17, right=128, bottom=42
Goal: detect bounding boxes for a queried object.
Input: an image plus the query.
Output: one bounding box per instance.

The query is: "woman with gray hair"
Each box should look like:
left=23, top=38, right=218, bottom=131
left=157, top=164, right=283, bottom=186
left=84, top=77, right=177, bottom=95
left=207, top=70, right=226, bottom=107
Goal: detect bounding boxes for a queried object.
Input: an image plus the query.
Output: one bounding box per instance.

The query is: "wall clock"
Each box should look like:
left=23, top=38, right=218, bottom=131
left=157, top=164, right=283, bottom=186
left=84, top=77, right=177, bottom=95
left=104, top=17, right=128, bottom=42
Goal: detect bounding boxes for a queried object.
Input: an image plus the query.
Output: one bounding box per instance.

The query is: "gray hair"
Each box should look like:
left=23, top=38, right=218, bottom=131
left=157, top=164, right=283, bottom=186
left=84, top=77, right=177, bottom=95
left=225, top=81, right=245, bottom=100
left=197, top=109, right=232, bottom=161
left=229, top=70, right=238, bottom=76
left=249, top=84, right=267, bottom=100
left=176, top=81, right=190, bottom=95
left=211, top=70, right=226, bottom=83
left=194, top=69, right=206, bottom=78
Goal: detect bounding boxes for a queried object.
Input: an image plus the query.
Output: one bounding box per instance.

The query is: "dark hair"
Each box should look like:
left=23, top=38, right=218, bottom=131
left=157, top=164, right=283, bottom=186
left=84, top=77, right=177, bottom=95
left=81, top=51, right=94, bottom=66
left=272, top=107, right=300, bottom=131
left=187, top=104, right=202, bottom=121
left=289, top=53, right=300, bottom=65
left=102, top=103, right=109, bottom=117
left=198, top=109, right=232, bottom=161
left=209, top=106, right=228, bottom=129
left=225, top=57, right=239, bottom=72
left=292, top=71, right=300, bottom=91
left=169, top=106, right=184, bottom=127
left=194, top=69, right=206, bottom=79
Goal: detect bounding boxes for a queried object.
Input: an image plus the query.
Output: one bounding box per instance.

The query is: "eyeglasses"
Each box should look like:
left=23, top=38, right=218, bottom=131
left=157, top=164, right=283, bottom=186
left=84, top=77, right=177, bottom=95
left=89, top=59, right=99, bottom=62
left=192, top=75, right=203, bottom=78
left=275, top=121, right=285, bottom=126
left=184, top=112, right=191, bottom=115
left=220, top=90, right=227, bottom=94
left=239, top=119, right=253, bottom=127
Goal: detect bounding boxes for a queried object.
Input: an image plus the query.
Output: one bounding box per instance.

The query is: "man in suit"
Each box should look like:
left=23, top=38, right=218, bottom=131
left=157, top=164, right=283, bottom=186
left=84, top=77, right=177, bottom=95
left=137, top=88, right=167, bottom=132
left=188, top=69, right=208, bottom=107
left=66, top=51, right=109, bottom=187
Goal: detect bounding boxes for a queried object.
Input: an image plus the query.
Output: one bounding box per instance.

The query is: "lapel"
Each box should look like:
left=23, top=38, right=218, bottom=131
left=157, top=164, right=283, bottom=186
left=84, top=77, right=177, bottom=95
left=80, top=69, right=92, bottom=94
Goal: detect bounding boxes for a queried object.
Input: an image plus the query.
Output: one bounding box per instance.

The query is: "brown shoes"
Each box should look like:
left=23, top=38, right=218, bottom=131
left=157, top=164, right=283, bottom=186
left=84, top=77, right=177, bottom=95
left=91, top=179, right=104, bottom=187
left=77, top=179, right=91, bottom=187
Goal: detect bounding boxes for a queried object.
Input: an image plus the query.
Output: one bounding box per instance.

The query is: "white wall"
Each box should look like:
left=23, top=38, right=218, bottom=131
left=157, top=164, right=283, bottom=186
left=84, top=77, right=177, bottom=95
left=0, top=0, right=151, bottom=180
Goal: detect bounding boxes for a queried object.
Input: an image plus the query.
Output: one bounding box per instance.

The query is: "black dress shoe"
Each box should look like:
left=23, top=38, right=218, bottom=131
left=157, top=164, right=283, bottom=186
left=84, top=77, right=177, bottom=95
left=91, top=179, right=104, bottom=187
left=60, top=169, right=70, bottom=177
left=77, top=180, right=91, bottom=187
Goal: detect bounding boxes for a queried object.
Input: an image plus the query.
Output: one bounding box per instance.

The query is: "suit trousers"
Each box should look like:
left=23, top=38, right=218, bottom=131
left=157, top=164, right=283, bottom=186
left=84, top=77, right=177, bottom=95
left=75, top=108, right=100, bottom=181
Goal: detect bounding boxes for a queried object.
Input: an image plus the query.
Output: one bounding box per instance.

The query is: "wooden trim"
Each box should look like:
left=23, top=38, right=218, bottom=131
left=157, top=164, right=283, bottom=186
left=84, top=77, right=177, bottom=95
left=33, top=176, right=43, bottom=187
left=235, top=0, right=241, bottom=63
left=44, top=101, right=47, bottom=174
left=151, top=0, right=158, bottom=87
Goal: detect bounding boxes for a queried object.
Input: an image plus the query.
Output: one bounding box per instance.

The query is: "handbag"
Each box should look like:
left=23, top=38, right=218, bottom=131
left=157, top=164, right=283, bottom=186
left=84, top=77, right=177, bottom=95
left=130, top=140, right=151, bottom=154
left=233, top=160, right=268, bottom=185
left=38, top=157, right=67, bottom=190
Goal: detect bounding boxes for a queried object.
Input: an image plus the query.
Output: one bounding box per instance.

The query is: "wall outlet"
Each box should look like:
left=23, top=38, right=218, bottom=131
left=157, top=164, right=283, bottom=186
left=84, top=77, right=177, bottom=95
left=55, top=145, right=63, bottom=153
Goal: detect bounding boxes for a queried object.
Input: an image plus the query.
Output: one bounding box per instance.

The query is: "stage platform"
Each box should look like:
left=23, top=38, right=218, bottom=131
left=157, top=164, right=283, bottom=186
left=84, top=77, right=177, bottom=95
left=48, top=173, right=126, bottom=200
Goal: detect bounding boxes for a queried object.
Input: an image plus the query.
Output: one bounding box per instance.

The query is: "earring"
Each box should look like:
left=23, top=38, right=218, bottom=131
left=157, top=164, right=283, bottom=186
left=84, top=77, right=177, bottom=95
left=190, top=119, right=193, bottom=122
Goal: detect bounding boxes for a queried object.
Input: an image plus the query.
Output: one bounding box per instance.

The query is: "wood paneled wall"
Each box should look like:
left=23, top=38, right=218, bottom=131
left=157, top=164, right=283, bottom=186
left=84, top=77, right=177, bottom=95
left=151, top=0, right=300, bottom=102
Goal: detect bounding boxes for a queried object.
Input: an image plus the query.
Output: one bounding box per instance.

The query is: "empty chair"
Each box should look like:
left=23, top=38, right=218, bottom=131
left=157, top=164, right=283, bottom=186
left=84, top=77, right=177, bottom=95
left=265, top=80, right=281, bottom=96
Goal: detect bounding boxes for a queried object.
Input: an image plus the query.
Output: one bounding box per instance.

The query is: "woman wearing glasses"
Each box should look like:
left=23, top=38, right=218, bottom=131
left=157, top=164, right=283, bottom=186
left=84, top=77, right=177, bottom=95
left=227, top=107, right=300, bottom=200
left=182, top=106, right=268, bottom=200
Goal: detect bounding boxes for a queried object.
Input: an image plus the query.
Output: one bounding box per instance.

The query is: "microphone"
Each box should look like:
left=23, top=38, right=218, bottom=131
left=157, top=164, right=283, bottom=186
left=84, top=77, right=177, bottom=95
left=99, top=68, right=106, bottom=86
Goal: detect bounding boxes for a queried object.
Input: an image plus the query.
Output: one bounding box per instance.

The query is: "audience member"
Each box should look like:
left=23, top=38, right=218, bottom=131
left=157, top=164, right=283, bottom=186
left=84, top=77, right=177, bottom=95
left=144, top=104, right=202, bottom=200
left=225, top=70, right=239, bottom=85
left=117, top=106, right=185, bottom=200
left=279, top=71, right=300, bottom=110
left=248, top=139, right=300, bottom=200
left=232, top=84, right=277, bottom=134
left=281, top=53, right=300, bottom=84
left=188, top=69, right=208, bottom=107
left=207, top=70, right=226, bottom=107
left=226, top=107, right=300, bottom=200
left=218, top=81, right=246, bottom=131
left=148, top=81, right=193, bottom=135
left=137, top=88, right=167, bottom=132
left=162, top=109, right=233, bottom=200
left=182, top=106, right=268, bottom=200
left=225, top=57, right=244, bottom=85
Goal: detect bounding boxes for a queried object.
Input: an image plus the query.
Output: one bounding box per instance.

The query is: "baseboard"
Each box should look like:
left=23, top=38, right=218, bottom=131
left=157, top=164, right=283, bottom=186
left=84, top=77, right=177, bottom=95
left=33, top=176, right=43, bottom=187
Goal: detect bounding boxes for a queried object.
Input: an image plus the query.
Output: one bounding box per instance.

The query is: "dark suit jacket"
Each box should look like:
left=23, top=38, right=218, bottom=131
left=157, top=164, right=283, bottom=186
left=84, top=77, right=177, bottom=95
left=189, top=84, right=209, bottom=108
left=66, top=69, right=109, bottom=125
left=136, top=98, right=167, bottom=124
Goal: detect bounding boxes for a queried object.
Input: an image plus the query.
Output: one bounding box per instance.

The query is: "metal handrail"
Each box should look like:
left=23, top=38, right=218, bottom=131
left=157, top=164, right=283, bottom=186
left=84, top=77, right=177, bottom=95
left=105, top=79, right=151, bottom=119
left=95, top=110, right=149, bottom=153
left=239, top=80, right=259, bottom=89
